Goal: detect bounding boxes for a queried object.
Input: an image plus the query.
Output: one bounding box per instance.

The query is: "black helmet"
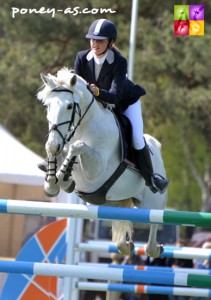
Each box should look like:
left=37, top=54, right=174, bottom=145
left=86, top=19, right=117, bottom=40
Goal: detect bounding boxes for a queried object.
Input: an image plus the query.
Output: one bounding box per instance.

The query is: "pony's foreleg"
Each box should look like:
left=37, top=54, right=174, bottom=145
left=56, top=155, right=75, bottom=193
left=44, top=155, right=60, bottom=197
left=146, top=224, right=163, bottom=258
left=57, top=140, right=104, bottom=182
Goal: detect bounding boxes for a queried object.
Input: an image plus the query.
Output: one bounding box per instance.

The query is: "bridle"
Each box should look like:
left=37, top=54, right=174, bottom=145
left=47, top=88, right=95, bottom=148
left=45, top=87, right=95, bottom=183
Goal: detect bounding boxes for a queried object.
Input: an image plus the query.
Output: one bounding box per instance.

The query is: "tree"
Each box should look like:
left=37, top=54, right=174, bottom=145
left=134, top=8, right=211, bottom=212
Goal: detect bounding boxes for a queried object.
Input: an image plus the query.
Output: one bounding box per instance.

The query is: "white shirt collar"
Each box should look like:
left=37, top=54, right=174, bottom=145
left=86, top=49, right=114, bottom=64
left=94, top=54, right=107, bottom=65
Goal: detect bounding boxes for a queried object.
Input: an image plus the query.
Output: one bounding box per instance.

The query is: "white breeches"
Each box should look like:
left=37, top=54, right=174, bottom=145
left=122, top=99, right=145, bottom=150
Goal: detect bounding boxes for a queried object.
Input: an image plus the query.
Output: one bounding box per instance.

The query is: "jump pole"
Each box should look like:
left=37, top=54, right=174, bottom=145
left=79, top=263, right=211, bottom=275
left=77, top=243, right=211, bottom=260
left=1, top=199, right=211, bottom=227
left=1, top=260, right=211, bottom=288
left=77, top=282, right=211, bottom=298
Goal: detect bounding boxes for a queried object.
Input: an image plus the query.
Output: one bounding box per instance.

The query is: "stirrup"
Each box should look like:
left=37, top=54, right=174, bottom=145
left=151, top=173, right=170, bottom=194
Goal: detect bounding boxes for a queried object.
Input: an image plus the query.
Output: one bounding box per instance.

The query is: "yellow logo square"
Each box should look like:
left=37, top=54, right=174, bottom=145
left=189, top=20, right=204, bottom=35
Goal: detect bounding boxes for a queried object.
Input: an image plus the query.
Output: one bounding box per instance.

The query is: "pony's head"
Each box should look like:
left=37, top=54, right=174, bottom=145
left=37, top=68, right=92, bottom=156
left=37, top=67, right=88, bottom=105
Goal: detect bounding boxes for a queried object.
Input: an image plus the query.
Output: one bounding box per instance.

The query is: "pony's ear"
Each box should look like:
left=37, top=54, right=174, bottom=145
left=70, top=74, right=77, bottom=87
left=40, top=73, right=49, bottom=84
left=40, top=73, right=56, bottom=88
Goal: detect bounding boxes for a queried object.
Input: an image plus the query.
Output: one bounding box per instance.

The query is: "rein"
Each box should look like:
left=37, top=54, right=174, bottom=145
left=48, top=88, right=94, bottom=146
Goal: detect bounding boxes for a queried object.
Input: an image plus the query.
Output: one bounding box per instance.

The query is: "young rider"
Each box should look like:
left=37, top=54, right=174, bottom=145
left=74, top=19, right=169, bottom=194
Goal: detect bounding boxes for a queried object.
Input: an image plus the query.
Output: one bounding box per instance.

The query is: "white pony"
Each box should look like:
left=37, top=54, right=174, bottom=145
left=37, top=68, right=168, bottom=257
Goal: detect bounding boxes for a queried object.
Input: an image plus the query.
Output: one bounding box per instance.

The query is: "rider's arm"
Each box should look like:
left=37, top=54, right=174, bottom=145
left=95, top=57, right=127, bottom=106
left=74, top=52, right=82, bottom=77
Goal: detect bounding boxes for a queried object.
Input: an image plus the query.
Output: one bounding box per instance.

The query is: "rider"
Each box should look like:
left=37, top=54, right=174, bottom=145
left=74, top=19, right=170, bottom=194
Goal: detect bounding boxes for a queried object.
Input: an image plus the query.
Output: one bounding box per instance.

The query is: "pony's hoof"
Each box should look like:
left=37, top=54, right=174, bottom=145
left=58, top=179, right=75, bottom=194
left=146, top=244, right=164, bottom=258
left=64, top=181, right=75, bottom=193
left=44, top=183, right=60, bottom=197
left=116, top=241, right=135, bottom=256
left=44, top=189, right=60, bottom=197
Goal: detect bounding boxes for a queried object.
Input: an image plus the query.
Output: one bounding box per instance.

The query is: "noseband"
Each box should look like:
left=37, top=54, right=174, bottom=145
left=48, top=88, right=94, bottom=147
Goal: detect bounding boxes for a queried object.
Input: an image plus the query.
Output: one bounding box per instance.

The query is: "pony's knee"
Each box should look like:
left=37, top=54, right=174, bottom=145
left=68, top=140, right=86, bottom=156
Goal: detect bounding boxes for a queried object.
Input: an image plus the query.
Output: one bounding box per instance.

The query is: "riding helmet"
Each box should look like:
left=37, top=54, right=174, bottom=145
left=85, top=19, right=117, bottom=40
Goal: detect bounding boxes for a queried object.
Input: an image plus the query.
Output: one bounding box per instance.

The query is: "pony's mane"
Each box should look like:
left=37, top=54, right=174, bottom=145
left=56, top=67, right=87, bottom=86
left=37, top=67, right=87, bottom=103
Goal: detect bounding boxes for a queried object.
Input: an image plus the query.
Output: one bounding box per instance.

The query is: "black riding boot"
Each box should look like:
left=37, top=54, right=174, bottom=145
left=133, top=146, right=170, bottom=194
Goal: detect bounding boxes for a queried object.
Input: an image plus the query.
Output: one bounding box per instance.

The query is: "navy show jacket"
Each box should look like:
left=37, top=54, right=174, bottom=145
left=74, top=48, right=146, bottom=112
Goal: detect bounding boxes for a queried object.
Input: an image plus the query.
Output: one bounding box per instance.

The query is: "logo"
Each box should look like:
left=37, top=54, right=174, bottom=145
left=174, top=4, right=204, bottom=36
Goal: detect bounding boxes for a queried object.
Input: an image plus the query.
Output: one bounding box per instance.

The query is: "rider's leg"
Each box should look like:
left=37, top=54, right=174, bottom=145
left=122, top=100, right=170, bottom=194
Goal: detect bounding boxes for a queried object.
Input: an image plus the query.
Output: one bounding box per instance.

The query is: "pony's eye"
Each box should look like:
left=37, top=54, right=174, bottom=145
left=67, top=103, right=73, bottom=110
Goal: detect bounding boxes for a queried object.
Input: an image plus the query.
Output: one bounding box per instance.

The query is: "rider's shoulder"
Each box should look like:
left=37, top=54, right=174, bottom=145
left=76, top=49, right=91, bottom=60
left=112, top=48, right=126, bottom=60
left=110, top=48, right=127, bottom=67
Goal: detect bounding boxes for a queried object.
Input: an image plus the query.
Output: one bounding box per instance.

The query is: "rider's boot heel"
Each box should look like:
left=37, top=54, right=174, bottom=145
left=133, top=146, right=170, bottom=194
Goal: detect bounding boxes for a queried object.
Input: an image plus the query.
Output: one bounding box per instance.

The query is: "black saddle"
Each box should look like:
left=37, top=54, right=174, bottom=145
left=114, top=112, right=134, bottom=163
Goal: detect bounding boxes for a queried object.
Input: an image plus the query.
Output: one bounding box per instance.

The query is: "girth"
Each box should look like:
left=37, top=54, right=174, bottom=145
left=74, top=160, right=129, bottom=205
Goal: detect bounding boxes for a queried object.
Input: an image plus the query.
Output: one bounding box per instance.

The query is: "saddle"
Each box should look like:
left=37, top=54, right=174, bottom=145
left=114, top=112, right=135, bottom=165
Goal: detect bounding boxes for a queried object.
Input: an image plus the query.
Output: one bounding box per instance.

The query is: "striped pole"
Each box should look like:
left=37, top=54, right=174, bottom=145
left=0, top=199, right=211, bottom=227
left=77, top=282, right=211, bottom=298
left=77, top=243, right=211, bottom=260
left=79, top=263, right=211, bottom=275
left=1, top=260, right=211, bottom=288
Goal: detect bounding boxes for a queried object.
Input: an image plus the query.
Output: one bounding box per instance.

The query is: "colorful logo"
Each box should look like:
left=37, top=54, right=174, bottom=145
left=174, top=4, right=204, bottom=36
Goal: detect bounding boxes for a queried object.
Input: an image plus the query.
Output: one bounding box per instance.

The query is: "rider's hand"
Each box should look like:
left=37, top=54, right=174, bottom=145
left=89, top=84, right=100, bottom=97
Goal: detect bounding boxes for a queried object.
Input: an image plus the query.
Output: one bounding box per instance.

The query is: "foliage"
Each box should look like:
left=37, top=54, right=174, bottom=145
left=134, top=8, right=211, bottom=212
